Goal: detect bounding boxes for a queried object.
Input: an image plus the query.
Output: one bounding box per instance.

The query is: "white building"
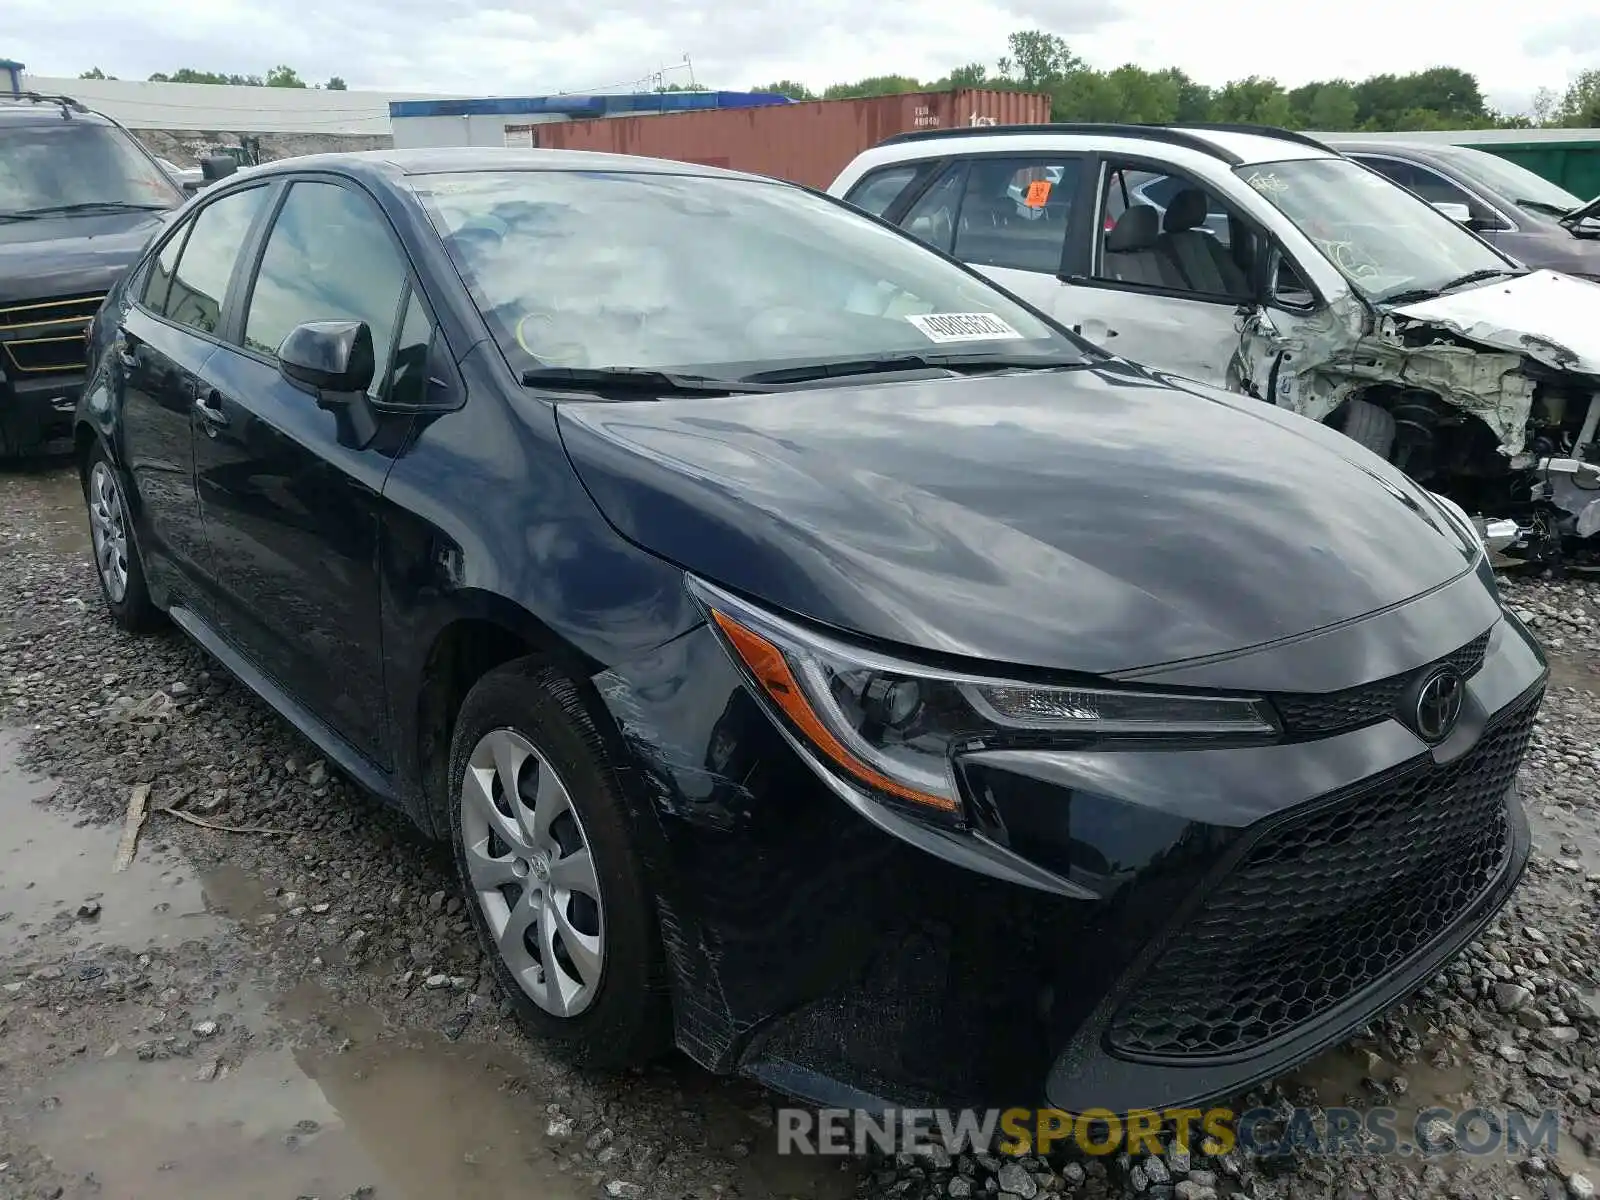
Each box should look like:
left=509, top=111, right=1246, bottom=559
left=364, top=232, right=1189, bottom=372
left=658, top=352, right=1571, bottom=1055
left=10, top=64, right=461, bottom=136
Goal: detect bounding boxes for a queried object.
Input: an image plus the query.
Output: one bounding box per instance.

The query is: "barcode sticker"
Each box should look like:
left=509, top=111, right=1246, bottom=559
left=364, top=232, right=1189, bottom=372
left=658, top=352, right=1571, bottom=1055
left=905, top=312, right=1025, bottom=344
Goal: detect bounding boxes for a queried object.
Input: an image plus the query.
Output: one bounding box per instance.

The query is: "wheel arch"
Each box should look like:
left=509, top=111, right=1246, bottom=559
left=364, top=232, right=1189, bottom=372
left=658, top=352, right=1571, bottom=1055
left=407, top=591, right=608, bottom=839
left=73, top=420, right=102, bottom=484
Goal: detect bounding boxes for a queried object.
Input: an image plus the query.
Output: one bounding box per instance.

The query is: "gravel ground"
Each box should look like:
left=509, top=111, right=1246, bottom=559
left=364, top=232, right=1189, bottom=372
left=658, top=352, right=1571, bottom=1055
left=1, top=460, right=1598, bottom=1200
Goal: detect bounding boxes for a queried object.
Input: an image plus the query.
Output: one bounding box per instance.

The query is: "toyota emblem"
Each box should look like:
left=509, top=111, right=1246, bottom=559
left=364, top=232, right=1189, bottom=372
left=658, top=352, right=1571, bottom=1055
left=1412, top=666, right=1465, bottom=743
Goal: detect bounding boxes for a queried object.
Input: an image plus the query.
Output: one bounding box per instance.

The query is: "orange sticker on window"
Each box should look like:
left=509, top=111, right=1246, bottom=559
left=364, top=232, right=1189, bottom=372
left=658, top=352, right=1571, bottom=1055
left=1024, top=179, right=1052, bottom=207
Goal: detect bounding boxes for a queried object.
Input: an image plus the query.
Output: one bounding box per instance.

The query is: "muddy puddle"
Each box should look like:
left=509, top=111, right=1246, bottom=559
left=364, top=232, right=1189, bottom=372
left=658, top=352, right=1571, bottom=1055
left=23, top=1028, right=594, bottom=1200
left=21, top=974, right=846, bottom=1200
left=0, top=729, right=220, bottom=956
left=1546, top=656, right=1600, bottom=695
left=4, top=727, right=851, bottom=1200
left=1291, top=1019, right=1600, bottom=1177
left=1527, top=802, right=1600, bottom=876
left=0, top=461, right=90, bottom=559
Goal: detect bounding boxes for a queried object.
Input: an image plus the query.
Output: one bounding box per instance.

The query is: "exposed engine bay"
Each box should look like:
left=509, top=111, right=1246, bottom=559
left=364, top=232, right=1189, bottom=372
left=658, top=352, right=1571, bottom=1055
left=1236, top=269, right=1600, bottom=568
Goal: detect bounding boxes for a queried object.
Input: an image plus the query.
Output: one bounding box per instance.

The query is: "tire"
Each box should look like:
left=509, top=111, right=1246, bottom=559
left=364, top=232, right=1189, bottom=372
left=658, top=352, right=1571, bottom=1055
left=1330, top=397, right=1397, bottom=460
left=82, top=441, right=163, bottom=633
left=447, top=657, right=670, bottom=1069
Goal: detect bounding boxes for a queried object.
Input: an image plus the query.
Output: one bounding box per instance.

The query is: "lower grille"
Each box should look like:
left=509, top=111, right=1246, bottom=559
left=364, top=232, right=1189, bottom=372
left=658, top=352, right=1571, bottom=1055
left=1105, top=689, right=1539, bottom=1060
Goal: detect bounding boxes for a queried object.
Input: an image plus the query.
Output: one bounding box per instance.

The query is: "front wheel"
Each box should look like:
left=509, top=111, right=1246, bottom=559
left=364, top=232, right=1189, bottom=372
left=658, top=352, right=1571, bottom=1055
left=1329, top=397, right=1396, bottom=460
left=82, top=442, right=162, bottom=632
left=447, top=657, right=670, bottom=1068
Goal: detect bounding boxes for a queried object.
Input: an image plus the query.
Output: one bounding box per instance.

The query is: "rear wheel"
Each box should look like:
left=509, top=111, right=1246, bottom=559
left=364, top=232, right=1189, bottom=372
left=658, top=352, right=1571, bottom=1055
left=82, top=442, right=162, bottom=632
left=1330, top=397, right=1397, bottom=460
left=447, top=657, right=670, bottom=1068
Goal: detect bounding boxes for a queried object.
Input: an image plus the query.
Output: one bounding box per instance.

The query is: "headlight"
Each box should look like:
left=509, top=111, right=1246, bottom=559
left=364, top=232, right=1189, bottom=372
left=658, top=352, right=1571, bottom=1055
left=689, top=576, right=1277, bottom=815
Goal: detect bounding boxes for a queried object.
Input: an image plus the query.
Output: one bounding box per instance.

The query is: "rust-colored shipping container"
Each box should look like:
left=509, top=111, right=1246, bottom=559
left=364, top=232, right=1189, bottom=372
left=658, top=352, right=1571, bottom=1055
left=531, top=89, right=1051, bottom=189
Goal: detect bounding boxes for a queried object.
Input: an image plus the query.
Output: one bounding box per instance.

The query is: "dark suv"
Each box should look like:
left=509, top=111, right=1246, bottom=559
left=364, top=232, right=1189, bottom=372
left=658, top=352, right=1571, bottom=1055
left=0, top=92, right=184, bottom=457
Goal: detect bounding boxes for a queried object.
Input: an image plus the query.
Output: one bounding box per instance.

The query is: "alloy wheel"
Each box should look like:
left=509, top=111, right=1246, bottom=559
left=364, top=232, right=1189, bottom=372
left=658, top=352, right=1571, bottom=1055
left=459, top=727, right=606, bottom=1017
left=87, top=461, right=130, bottom=604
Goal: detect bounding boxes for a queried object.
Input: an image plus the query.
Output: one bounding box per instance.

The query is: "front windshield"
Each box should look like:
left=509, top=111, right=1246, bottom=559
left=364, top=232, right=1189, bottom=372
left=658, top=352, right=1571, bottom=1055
left=411, top=169, right=1083, bottom=379
left=0, top=120, right=183, bottom=215
left=1236, top=156, right=1511, bottom=302
left=1431, top=146, right=1585, bottom=212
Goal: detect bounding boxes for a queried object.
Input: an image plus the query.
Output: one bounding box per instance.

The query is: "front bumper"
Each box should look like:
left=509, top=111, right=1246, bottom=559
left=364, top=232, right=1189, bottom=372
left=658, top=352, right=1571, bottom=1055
left=0, top=372, right=81, bottom=457
left=1037, top=687, right=1535, bottom=1113
left=596, top=568, right=1548, bottom=1115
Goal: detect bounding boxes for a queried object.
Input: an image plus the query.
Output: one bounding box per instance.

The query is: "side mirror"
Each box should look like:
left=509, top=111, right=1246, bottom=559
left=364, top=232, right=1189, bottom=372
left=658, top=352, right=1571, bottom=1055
left=278, top=320, right=375, bottom=397
left=278, top=320, right=380, bottom=448
left=199, top=155, right=238, bottom=182
left=181, top=179, right=203, bottom=194
left=1431, top=200, right=1472, bottom=224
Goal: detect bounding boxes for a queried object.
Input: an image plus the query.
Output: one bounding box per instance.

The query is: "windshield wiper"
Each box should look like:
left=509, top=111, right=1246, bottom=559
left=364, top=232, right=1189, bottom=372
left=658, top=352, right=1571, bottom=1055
left=6, top=201, right=172, bottom=218
left=1559, top=196, right=1600, bottom=230
left=1517, top=199, right=1573, bottom=218
left=740, top=352, right=1089, bottom=385
left=520, top=365, right=772, bottom=396
left=1380, top=268, right=1523, bottom=307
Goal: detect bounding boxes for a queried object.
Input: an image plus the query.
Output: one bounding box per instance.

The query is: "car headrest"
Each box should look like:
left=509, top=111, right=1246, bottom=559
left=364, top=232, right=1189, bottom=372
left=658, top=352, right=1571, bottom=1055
left=1164, top=188, right=1210, bottom=233
left=1106, top=204, right=1160, bottom=251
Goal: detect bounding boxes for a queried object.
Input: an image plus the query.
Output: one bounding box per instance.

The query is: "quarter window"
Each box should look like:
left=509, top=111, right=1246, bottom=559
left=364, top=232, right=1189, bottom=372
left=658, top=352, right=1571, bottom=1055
left=845, top=166, right=919, bottom=217
left=243, top=181, right=409, bottom=395
left=141, top=226, right=186, bottom=315
left=898, top=165, right=966, bottom=254
left=384, top=289, right=434, bottom=407
left=162, top=186, right=269, bottom=334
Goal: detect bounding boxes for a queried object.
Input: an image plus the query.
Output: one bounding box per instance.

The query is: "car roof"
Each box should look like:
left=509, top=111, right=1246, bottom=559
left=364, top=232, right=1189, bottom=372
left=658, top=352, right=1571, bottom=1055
left=865, top=123, right=1336, bottom=167
left=244, top=146, right=783, bottom=187
left=0, top=101, right=115, bottom=126
left=1326, top=139, right=1453, bottom=155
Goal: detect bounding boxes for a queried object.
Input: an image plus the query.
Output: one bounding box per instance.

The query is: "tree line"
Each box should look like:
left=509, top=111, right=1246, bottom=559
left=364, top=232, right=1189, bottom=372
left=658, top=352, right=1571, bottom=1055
left=79, top=66, right=347, bottom=90
left=73, top=34, right=1600, bottom=130
left=750, top=30, right=1600, bottom=131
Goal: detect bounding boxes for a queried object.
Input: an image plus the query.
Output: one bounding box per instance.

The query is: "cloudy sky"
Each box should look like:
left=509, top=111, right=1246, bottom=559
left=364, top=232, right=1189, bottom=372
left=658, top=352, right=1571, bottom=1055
left=8, top=0, right=1598, bottom=114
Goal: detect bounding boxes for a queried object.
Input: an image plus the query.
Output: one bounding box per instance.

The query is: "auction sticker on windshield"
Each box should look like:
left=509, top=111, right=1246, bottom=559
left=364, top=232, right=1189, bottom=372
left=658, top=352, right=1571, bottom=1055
left=906, top=313, right=1025, bottom=343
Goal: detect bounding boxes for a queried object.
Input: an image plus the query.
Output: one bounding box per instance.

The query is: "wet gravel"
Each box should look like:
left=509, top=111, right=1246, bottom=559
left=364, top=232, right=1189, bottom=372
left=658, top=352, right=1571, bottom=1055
left=2, top=461, right=1599, bottom=1200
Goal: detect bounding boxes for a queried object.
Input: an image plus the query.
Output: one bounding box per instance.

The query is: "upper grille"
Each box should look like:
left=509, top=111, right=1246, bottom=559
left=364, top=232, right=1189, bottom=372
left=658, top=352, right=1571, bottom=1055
left=1272, top=629, right=1492, bottom=736
left=0, top=293, right=104, bottom=375
left=1105, top=688, right=1539, bottom=1061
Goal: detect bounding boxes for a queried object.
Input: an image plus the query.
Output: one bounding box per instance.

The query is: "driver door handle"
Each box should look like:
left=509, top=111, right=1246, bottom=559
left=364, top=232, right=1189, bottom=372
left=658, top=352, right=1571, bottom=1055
left=194, top=389, right=229, bottom=432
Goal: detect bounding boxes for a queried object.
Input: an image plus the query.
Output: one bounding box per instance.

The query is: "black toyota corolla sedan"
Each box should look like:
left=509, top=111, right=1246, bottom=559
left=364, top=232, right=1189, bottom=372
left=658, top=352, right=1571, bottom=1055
left=75, top=147, right=1547, bottom=1115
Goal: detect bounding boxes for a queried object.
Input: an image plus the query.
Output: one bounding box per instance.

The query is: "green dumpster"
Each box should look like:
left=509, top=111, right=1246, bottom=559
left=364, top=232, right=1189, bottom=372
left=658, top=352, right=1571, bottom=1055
left=1478, top=139, right=1600, bottom=200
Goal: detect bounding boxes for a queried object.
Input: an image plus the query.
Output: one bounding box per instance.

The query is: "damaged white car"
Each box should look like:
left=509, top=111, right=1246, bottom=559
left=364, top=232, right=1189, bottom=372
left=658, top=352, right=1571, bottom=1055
left=829, top=123, right=1600, bottom=562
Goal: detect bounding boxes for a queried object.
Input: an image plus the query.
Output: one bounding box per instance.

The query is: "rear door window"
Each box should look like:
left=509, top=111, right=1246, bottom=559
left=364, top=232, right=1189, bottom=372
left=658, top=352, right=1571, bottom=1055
left=1353, top=156, right=1504, bottom=227
left=1353, top=156, right=1417, bottom=191
left=951, top=157, right=1081, bottom=273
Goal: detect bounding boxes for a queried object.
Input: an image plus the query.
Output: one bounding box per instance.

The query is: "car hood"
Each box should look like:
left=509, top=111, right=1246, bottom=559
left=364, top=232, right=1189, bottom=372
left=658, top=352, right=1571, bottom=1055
left=0, top=210, right=169, bottom=306
left=554, top=361, right=1478, bottom=675
left=1389, top=269, right=1600, bottom=376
